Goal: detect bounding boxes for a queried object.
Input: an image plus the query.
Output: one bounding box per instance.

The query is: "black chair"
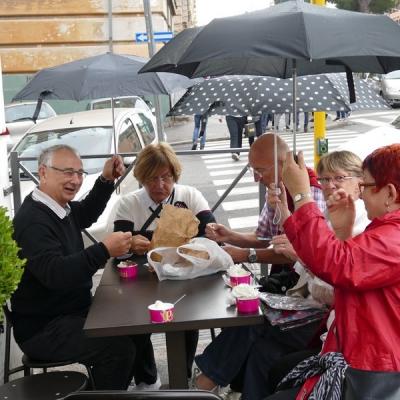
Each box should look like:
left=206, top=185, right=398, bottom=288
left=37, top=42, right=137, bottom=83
left=2, top=305, right=95, bottom=388
left=65, top=390, right=221, bottom=399
left=0, top=371, right=87, bottom=400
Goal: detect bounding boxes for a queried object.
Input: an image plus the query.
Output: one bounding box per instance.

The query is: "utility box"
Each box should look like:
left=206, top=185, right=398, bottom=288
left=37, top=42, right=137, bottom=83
left=317, top=138, right=329, bottom=156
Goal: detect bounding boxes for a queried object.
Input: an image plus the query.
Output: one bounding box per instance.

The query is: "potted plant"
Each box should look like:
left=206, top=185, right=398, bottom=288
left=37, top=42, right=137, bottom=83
left=0, top=206, right=25, bottom=323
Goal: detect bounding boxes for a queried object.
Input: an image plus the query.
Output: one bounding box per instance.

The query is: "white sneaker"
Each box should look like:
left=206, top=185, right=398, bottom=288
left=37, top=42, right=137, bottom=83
left=133, top=376, right=162, bottom=391
left=231, top=153, right=240, bottom=161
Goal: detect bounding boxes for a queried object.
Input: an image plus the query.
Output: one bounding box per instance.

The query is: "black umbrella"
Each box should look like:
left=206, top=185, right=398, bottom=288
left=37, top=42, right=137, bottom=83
left=140, top=1, right=400, bottom=79
left=13, top=52, right=199, bottom=101
left=12, top=52, right=201, bottom=154
left=168, top=74, right=389, bottom=117
left=140, top=0, right=400, bottom=153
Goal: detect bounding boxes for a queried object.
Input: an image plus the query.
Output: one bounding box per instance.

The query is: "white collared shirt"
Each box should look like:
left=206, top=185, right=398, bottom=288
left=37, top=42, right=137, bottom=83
left=32, top=187, right=71, bottom=219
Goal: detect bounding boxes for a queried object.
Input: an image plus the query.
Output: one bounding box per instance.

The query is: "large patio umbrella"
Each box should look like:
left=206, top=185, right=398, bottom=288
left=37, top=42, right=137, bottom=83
left=168, top=74, right=389, bottom=117
left=140, top=0, right=400, bottom=154
left=12, top=52, right=201, bottom=152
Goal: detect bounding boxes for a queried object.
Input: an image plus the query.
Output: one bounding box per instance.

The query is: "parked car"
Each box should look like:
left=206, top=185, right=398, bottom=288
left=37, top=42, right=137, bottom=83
left=10, top=107, right=158, bottom=246
left=87, top=96, right=154, bottom=113
left=337, top=114, right=400, bottom=159
left=380, top=70, right=400, bottom=107
left=5, top=101, right=57, bottom=151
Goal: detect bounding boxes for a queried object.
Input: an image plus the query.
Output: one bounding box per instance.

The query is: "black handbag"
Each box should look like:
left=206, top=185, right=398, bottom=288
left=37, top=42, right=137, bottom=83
left=336, top=326, right=400, bottom=400
left=343, top=367, right=400, bottom=400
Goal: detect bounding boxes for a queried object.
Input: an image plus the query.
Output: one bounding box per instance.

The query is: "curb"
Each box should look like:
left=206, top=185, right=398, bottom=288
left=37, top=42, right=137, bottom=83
left=168, top=121, right=346, bottom=147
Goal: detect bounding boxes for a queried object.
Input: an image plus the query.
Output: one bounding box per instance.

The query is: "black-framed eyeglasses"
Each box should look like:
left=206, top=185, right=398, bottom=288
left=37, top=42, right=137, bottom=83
left=358, top=182, right=376, bottom=193
left=317, top=175, right=354, bottom=186
left=47, top=166, right=88, bottom=179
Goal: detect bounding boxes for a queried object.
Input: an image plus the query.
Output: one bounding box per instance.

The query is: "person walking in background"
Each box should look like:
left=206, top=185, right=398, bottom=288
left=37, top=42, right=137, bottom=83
left=226, top=115, right=247, bottom=161
left=191, top=113, right=208, bottom=150
left=296, top=112, right=309, bottom=133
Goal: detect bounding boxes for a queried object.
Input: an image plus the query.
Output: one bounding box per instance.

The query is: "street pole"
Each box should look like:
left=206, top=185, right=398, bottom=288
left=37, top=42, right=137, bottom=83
left=311, top=0, right=326, bottom=169
left=107, top=0, right=113, bottom=53
left=143, top=0, right=165, bottom=142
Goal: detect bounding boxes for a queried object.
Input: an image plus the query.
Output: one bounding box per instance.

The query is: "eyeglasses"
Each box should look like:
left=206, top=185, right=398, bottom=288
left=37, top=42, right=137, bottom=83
left=317, top=176, right=354, bottom=186
left=248, top=165, right=274, bottom=178
left=147, top=173, right=174, bottom=185
left=358, top=182, right=376, bottom=193
left=47, top=166, right=88, bottom=179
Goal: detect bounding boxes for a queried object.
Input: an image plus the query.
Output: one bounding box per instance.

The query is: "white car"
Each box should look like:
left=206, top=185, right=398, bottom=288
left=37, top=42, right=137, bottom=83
left=337, top=115, right=400, bottom=159
left=10, top=107, right=158, bottom=246
left=5, top=101, right=57, bottom=151
left=380, top=70, right=400, bottom=107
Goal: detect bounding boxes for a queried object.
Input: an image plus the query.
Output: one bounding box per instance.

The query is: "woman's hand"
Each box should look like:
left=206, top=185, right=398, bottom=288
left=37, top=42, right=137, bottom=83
left=282, top=151, right=311, bottom=207
left=270, top=234, right=299, bottom=262
left=131, top=234, right=151, bottom=255
left=326, top=189, right=355, bottom=240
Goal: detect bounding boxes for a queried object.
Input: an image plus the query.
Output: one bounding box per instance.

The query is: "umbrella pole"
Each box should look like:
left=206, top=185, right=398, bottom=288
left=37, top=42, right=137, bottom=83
left=292, top=59, right=297, bottom=154
left=111, top=97, right=117, bottom=155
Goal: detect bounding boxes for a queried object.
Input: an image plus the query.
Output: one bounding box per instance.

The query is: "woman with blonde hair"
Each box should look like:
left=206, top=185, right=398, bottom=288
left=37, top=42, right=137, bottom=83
left=113, top=142, right=216, bottom=389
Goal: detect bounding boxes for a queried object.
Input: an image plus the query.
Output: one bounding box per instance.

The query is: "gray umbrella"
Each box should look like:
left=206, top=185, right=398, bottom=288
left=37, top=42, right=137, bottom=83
left=168, top=74, right=389, bottom=117
left=12, top=52, right=200, bottom=101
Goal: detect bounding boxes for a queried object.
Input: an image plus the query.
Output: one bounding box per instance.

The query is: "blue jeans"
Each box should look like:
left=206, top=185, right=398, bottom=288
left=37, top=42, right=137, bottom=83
left=192, top=114, right=206, bottom=149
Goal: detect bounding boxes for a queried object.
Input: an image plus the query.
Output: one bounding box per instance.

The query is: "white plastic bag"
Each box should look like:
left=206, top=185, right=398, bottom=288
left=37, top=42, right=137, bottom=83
left=147, top=237, right=233, bottom=281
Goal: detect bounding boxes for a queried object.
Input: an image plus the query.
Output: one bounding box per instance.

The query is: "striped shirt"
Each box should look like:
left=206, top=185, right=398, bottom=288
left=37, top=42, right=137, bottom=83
left=32, top=187, right=71, bottom=219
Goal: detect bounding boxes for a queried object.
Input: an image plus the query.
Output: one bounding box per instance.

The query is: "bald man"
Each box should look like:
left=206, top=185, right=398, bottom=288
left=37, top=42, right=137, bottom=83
left=206, top=133, right=325, bottom=264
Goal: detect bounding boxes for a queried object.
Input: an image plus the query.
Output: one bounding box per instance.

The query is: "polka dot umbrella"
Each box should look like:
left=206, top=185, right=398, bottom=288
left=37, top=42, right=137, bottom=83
left=168, top=74, right=389, bottom=117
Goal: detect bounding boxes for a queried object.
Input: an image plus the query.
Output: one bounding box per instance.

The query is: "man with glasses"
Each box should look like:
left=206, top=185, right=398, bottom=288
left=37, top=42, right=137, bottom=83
left=205, top=133, right=325, bottom=265
left=11, top=144, right=147, bottom=390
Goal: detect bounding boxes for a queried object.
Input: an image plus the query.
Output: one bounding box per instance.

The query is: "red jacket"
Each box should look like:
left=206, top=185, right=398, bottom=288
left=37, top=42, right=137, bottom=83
left=283, top=203, right=400, bottom=399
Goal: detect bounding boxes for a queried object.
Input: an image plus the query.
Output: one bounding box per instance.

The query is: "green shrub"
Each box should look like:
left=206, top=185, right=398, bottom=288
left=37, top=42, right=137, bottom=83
left=0, top=206, right=25, bottom=321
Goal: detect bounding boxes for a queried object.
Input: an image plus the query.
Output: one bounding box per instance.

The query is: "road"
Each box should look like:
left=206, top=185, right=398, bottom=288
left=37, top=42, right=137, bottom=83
left=173, top=109, right=400, bottom=232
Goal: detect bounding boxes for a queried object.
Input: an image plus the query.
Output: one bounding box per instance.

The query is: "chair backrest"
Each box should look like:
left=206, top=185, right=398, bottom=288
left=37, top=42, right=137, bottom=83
left=65, top=390, right=221, bottom=399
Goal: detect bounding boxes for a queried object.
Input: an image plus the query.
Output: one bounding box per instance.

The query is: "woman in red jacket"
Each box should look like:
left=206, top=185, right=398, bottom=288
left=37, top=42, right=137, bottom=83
left=266, top=144, right=400, bottom=400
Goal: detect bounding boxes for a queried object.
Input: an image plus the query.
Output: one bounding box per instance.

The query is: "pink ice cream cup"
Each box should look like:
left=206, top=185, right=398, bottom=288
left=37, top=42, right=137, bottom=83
left=148, top=302, right=174, bottom=323
left=236, top=297, right=260, bottom=314
left=117, top=262, right=138, bottom=279
left=230, top=273, right=251, bottom=287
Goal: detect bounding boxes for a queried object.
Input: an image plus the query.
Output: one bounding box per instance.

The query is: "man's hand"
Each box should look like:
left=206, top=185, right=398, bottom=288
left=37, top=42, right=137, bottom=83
left=205, top=223, right=233, bottom=243
left=270, top=234, right=298, bottom=262
left=282, top=151, right=311, bottom=206
left=131, top=234, right=151, bottom=255
left=326, top=189, right=355, bottom=240
left=102, top=155, right=125, bottom=181
left=102, top=231, right=132, bottom=257
left=268, top=182, right=291, bottom=225
left=222, top=245, right=248, bottom=263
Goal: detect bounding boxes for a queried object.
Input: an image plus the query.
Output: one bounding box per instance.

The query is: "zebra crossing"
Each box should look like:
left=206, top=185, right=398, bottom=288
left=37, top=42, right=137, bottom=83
left=201, top=110, right=399, bottom=230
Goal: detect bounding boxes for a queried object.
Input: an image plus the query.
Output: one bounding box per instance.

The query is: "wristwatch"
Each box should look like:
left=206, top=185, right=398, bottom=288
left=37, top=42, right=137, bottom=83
left=248, top=248, right=257, bottom=263
left=293, top=192, right=312, bottom=204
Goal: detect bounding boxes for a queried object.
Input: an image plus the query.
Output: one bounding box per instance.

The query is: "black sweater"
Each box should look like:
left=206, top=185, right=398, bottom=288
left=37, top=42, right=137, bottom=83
left=11, top=178, right=114, bottom=343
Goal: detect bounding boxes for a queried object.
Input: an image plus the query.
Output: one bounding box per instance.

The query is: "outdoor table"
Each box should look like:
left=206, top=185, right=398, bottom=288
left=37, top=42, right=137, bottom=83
left=84, top=257, right=264, bottom=388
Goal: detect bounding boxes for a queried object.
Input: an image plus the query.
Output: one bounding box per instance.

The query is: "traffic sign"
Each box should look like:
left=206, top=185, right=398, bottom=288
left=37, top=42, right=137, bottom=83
left=135, top=32, right=173, bottom=43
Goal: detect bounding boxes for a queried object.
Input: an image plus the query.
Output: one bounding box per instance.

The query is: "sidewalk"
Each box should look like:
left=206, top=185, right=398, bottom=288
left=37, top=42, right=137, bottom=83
left=165, top=114, right=351, bottom=147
